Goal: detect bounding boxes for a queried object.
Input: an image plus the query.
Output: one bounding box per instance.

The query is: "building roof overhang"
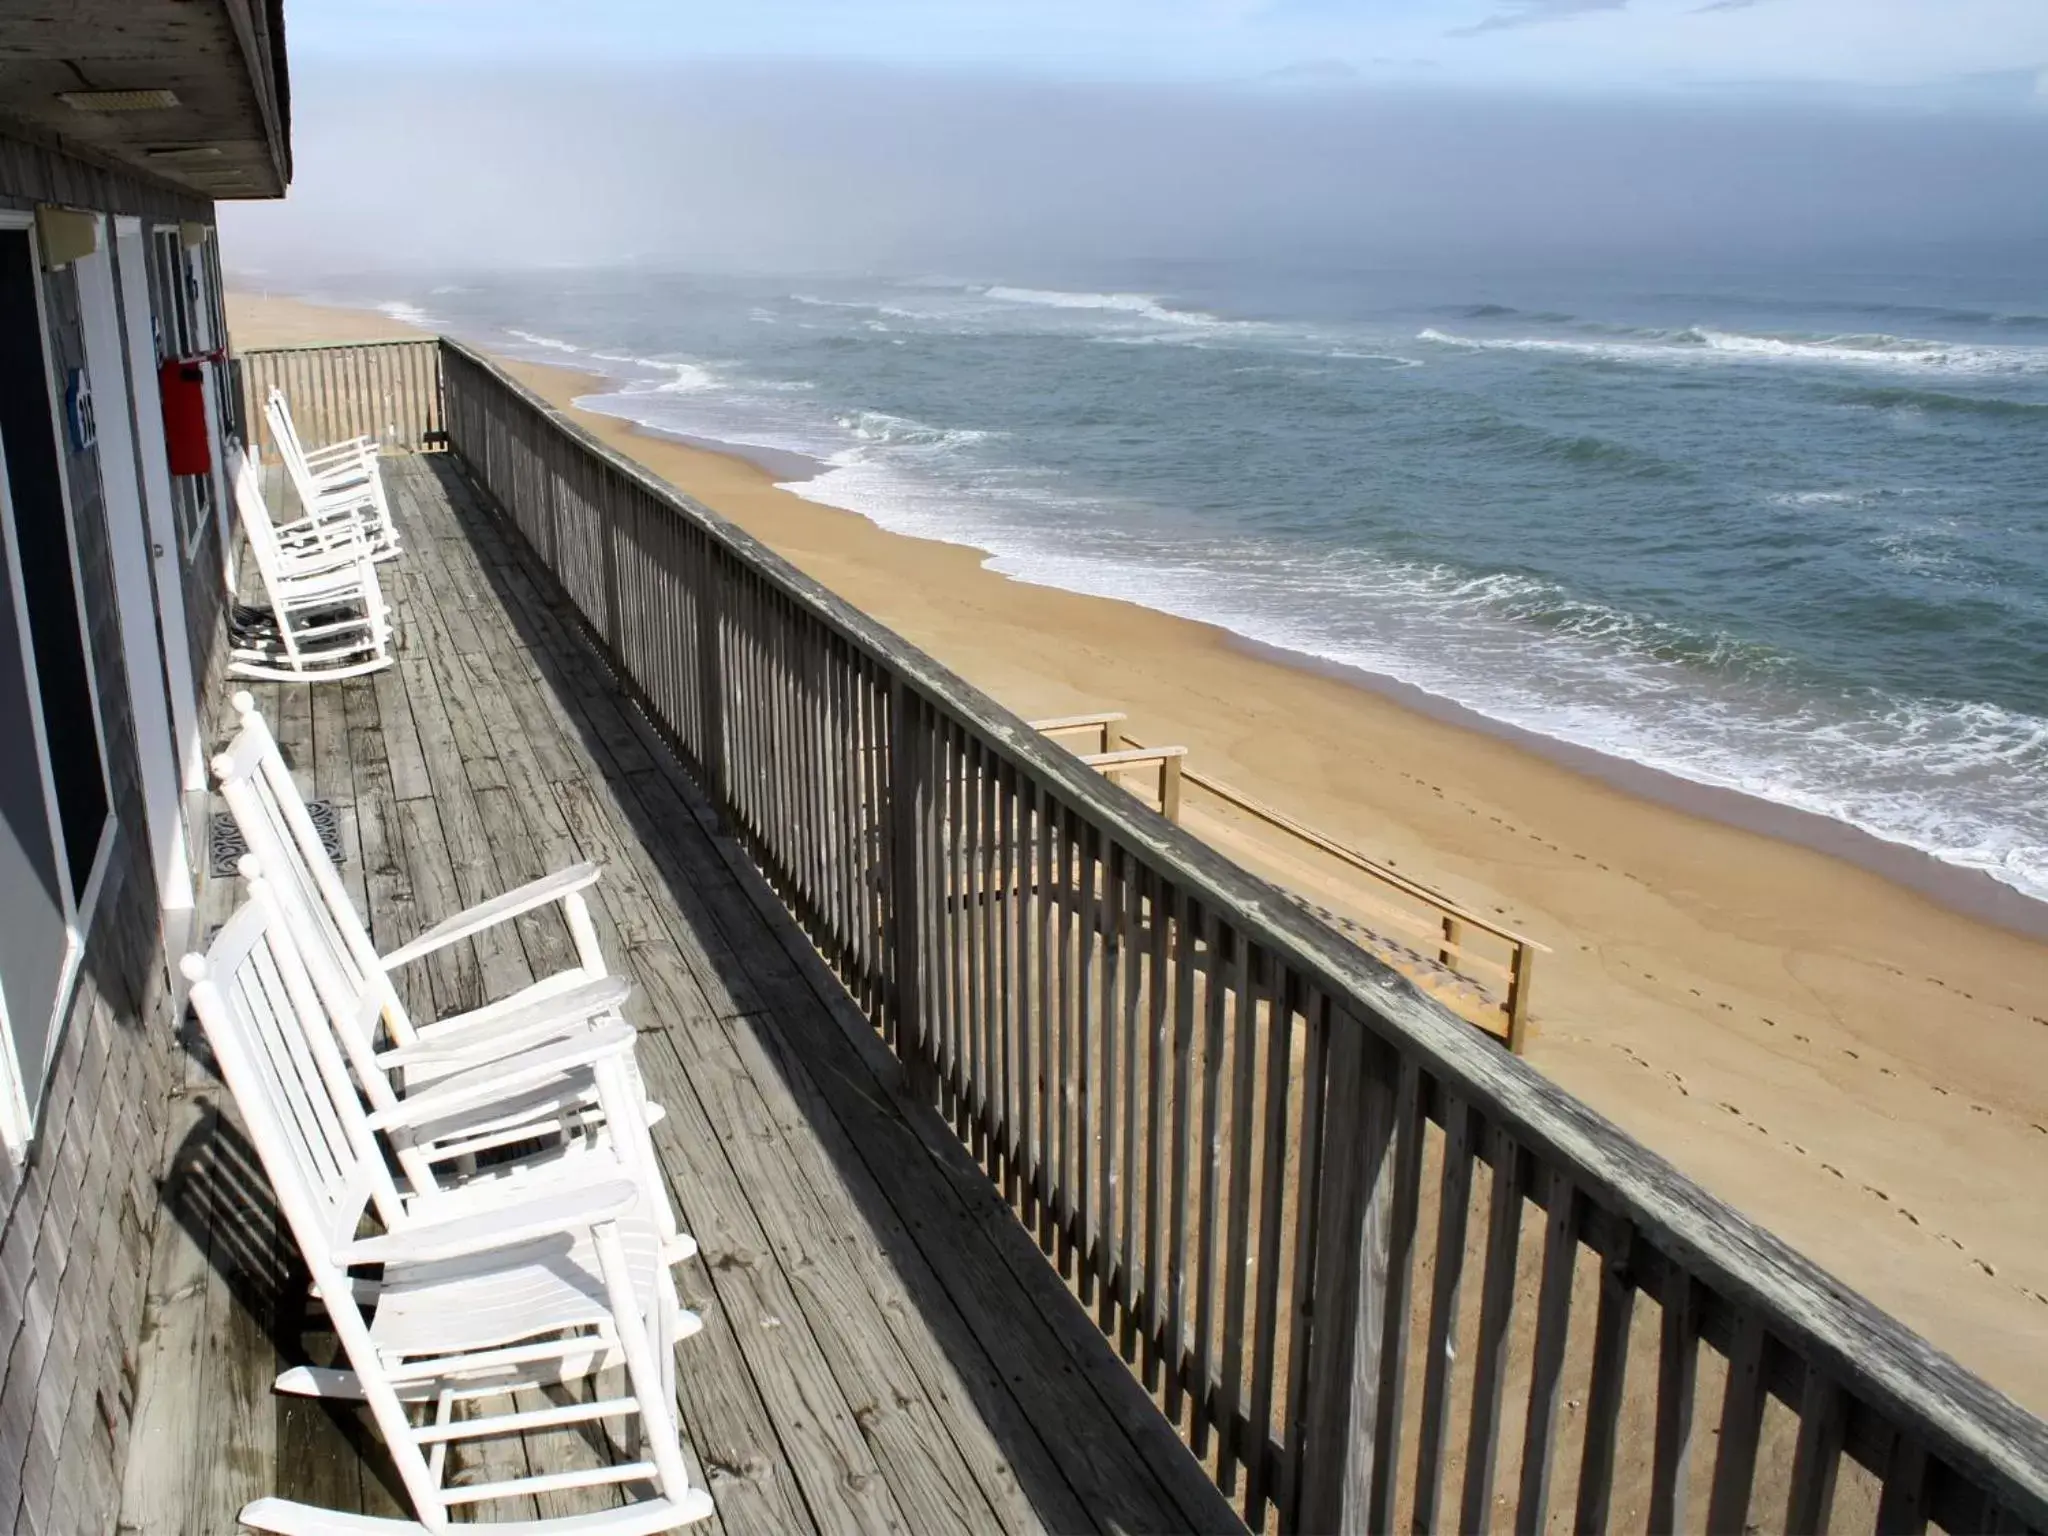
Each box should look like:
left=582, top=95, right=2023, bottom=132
left=0, top=0, right=292, bottom=201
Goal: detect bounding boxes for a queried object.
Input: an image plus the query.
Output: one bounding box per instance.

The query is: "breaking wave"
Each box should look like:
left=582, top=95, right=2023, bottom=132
left=981, top=286, right=1222, bottom=325
left=1419, top=325, right=2048, bottom=374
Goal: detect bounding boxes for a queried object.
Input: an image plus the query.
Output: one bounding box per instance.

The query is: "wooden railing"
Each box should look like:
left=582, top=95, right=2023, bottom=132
left=239, top=337, right=444, bottom=460
left=267, top=337, right=2048, bottom=1534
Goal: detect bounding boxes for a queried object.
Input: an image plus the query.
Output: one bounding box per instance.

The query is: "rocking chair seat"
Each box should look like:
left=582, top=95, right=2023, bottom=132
left=373, top=1215, right=667, bottom=1360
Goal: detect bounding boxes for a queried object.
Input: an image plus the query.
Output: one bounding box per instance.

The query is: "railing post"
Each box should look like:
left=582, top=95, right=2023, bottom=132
left=695, top=550, right=728, bottom=823
left=1296, top=1018, right=1405, bottom=1533
left=1505, top=943, right=1534, bottom=1055
left=888, top=676, right=939, bottom=1105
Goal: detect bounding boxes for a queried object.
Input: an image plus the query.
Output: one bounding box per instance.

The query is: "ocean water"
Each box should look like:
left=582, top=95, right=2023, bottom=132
left=337, top=260, right=2048, bottom=904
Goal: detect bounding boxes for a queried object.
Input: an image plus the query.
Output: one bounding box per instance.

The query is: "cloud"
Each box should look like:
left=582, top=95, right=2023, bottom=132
left=1261, top=59, right=1360, bottom=85
left=1453, top=0, right=1627, bottom=37
left=1693, top=0, right=1761, bottom=11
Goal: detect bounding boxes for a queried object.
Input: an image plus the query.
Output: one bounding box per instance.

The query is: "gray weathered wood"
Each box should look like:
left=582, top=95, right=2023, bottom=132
left=1572, top=1225, right=1636, bottom=1535
left=1414, top=1096, right=1476, bottom=1534
left=1516, top=1168, right=1580, bottom=1535
left=1293, top=1016, right=1402, bottom=1535
left=1459, top=1121, right=1528, bottom=1534
left=1706, top=1309, right=1770, bottom=1534
left=1649, top=1272, right=1703, bottom=1534
left=1788, top=1365, right=1848, bottom=1534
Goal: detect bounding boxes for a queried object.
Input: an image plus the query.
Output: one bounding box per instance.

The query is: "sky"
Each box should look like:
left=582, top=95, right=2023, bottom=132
left=280, top=0, right=2048, bottom=101
left=223, top=0, right=2048, bottom=278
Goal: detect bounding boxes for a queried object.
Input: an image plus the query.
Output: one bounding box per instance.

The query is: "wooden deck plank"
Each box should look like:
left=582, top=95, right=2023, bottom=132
left=573, top=719, right=1239, bottom=1534
left=119, top=452, right=1242, bottom=1536
left=438, top=449, right=1229, bottom=1533
left=625, top=944, right=1026, bottom=1536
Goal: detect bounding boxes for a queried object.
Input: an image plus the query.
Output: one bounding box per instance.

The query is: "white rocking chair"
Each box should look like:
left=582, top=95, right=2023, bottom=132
left=183, top=882, right=715, bottom=1535
left=230, top=455, right=394, bottom=683
left=213, top=694, right=693, bottom=1264
left=266, top=387, right=401, bottom=560
left=234, top=439, right=390, bottom=569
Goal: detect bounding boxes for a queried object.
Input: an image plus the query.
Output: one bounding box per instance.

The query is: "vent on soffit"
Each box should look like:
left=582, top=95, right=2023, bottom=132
left=145, top=145, right=223, bottom=163
left=59, top=88, right=181, bottom=113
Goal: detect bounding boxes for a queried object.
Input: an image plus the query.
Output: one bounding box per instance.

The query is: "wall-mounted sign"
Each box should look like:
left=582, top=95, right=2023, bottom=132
left=63, top=368, right=94, bottom=453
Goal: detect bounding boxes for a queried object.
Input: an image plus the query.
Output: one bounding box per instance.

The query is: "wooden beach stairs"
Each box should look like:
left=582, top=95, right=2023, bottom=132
left=1032, top=711, right=1544, bottom=1051
left=117, top=335, right=2048, bottom=1534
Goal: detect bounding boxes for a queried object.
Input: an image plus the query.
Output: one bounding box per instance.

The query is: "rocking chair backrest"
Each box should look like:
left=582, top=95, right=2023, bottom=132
left=232, top=447, right=381, bottom=663
left=232, top=450, right=299, bottom=653
left=181, top=872, right=406, bottom=1255
left=182, top=880, right=476, bottom=1526
left=264, top=387, right=314, bottom=486
left=211, top=694, right=419, bottom=1094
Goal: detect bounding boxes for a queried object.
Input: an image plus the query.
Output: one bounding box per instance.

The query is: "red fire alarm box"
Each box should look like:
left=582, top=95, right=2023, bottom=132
left=158, top=357, right=211, bottom=477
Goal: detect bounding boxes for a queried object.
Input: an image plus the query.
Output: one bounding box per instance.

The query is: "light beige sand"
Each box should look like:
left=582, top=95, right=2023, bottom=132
left=229, top=290, right=2048, bottom=1411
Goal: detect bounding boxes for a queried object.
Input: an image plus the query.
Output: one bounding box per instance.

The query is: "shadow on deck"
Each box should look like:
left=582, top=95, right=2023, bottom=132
left=117, top=454, right=1241, bottom=1534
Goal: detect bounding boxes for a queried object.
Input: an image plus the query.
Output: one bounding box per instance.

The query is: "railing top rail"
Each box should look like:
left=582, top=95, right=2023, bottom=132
left=434, top=334, right=2048, bottom=1523
left=1123, top=734, right=1545, bottom=953
left=240, top=336, right=435, bottom=353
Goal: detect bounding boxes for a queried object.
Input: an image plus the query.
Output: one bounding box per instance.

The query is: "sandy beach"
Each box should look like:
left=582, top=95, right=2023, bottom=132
left=228, top=289, right=2048, bottom=1414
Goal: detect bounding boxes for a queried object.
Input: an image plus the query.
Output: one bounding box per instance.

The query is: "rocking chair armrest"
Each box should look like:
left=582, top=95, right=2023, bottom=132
left=303, top=436, right=376, bottom=462
left=337, top=1178, right=638, bottom=1267
left=379, top=862, right=604, bottom=970
left=364, top=1023, right=638, bottom=1132
left=377, top=974, right=633, bottom=1068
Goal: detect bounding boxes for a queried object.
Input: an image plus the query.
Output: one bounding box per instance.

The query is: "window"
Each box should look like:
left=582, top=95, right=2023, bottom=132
left=0, top=219, right=118, bottom=1147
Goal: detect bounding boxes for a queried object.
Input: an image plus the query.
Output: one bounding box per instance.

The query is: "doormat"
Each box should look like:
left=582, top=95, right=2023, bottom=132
left=210, top=800, right=343, bottom=877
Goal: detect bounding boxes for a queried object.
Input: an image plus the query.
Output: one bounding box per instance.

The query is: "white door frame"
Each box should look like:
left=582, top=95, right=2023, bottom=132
left=0, top=210, right=120, bottom=1146
left=75, top=223, right=197, bottom=955
left=114, top=216, right=207, bottom=796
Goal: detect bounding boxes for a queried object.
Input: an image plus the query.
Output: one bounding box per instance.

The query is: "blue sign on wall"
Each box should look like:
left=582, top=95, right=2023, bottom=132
left=63, top=368, right=94, bottom=453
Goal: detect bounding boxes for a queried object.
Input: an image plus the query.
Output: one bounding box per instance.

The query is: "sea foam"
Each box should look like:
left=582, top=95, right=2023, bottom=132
left=982, top=286, right=1220, bottom=325
left=506, top=328, right=583, bottom=354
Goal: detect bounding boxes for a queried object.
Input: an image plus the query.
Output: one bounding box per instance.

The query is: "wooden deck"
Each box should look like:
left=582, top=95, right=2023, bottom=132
left=116, top=454, right=1242, bottom=1535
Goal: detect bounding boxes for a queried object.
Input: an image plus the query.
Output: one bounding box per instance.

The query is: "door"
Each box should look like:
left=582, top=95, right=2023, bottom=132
left=115, top=218, right=206, bottom=795
left=75, top=226, right=196, bottom=953
left=0, top=217, right=118, bottom=1142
